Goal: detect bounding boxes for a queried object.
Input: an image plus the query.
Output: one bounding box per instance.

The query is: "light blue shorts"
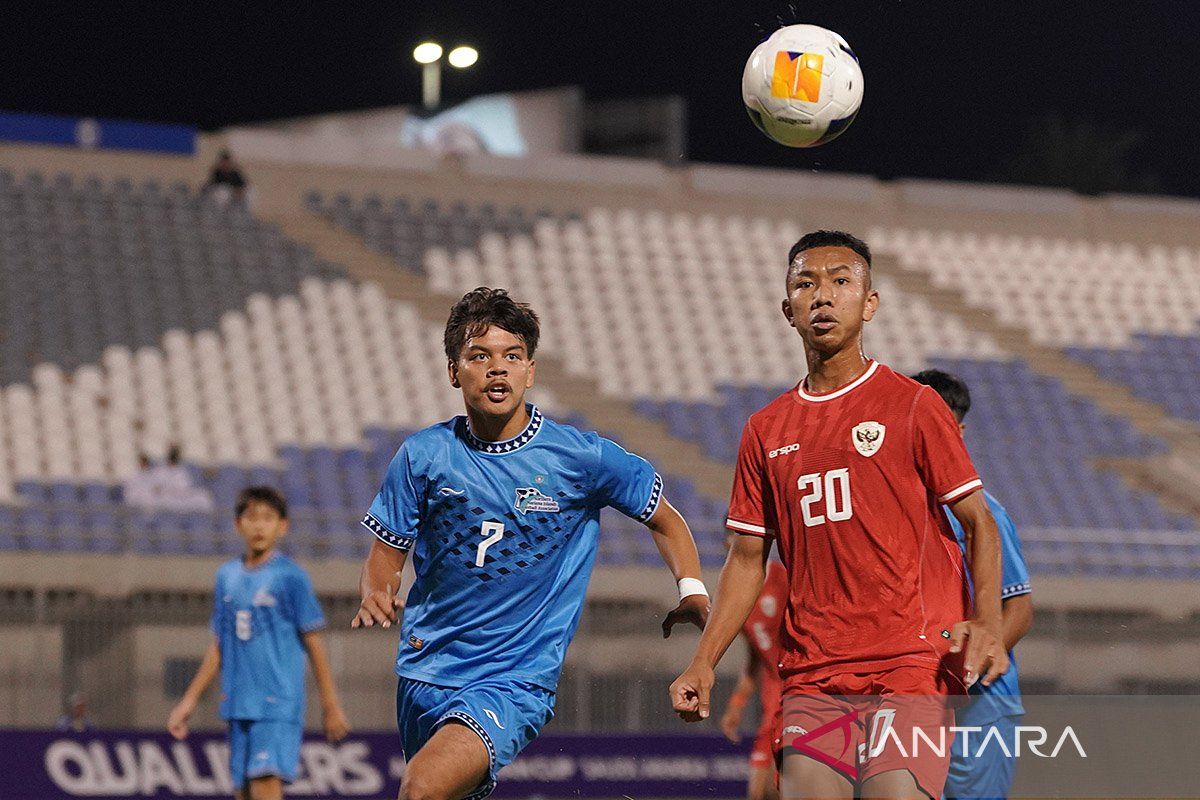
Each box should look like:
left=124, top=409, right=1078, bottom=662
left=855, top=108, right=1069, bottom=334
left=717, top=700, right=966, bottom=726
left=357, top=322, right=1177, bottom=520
left=227, top=718, right=302, bottom=789
left=396, top=676, right=555, bottom=800
left=944, top=714, right=1019, bottom=800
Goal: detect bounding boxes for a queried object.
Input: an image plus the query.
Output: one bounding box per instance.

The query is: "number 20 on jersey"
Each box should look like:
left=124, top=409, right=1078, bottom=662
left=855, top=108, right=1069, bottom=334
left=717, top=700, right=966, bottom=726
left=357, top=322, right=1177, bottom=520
left=798, top=468, right=852, bottom=527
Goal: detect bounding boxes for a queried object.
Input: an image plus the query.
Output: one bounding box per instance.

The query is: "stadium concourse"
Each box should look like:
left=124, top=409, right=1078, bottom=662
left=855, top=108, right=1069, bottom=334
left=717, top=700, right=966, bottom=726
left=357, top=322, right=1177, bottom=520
left=2, top=139, right=1200, bottom=734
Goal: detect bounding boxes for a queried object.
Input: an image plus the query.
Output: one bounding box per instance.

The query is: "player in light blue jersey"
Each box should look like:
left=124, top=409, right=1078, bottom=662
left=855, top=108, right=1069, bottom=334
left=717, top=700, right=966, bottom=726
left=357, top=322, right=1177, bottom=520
left=169, top=487, right=350, bottom=800
left=913, top=370, right=1034, bottom=800
left=352, top=288, right=710, bottom=800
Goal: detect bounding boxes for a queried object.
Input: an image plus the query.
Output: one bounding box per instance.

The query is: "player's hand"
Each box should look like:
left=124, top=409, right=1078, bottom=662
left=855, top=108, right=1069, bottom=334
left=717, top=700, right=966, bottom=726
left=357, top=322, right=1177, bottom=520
left=662, top=594, right=709, bottom=638
left=719, top=706, right=743, bottom=743
left=670, top=661, right=715, bottom=722
left=351, top=582, right=402, bottom=629
left=323, top=704, right=350, bottom=742
left=167, top=698, right=194, bottom=741
left=949, top=618, right=1009, bottom=688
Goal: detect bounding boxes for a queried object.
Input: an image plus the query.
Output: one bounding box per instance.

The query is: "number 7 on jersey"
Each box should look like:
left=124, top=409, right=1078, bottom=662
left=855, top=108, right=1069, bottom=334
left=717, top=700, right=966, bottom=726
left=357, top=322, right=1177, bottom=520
left=476, top=521, right=505, bottom=567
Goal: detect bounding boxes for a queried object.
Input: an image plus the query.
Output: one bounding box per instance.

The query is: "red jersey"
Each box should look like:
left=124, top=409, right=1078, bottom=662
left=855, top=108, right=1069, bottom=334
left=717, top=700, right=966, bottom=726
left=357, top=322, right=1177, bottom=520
left=741, top=560, right=788, bottom=712
left=726, top=361, right=979, bottom=683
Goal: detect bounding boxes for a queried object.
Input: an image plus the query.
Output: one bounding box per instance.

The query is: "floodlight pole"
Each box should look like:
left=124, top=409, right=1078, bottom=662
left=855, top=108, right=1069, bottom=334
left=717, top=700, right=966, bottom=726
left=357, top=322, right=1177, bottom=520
left=422, top=61, right=441, bottom=110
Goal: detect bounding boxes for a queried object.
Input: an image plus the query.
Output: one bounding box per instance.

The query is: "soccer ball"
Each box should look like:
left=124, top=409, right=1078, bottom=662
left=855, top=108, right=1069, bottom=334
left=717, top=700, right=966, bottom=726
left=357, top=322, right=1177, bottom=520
left=742, top=24, right=864, bottom=148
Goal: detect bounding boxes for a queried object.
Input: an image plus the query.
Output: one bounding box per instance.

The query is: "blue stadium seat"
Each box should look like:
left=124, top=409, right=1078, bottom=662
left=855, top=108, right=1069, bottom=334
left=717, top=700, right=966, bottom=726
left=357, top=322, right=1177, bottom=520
left=210, top=466, right=248, bottom=510
left=310, top=448, right=346, bottom=510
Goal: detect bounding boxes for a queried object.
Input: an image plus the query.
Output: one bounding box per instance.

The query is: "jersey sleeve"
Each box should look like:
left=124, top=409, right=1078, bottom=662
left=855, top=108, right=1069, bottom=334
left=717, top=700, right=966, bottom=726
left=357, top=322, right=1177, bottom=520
left=912, top=387, right=983, bottom=503
left=591, top=437, right=663, bottom=522
left=209, top=571, right=222, bottom=637
left=289, top=568, right=327, bottom=633
left=991, top=499, right=1032, bottom=599
left=362, top=441, right=425, bottom=551
left=726, top=420, right=776, bottom=537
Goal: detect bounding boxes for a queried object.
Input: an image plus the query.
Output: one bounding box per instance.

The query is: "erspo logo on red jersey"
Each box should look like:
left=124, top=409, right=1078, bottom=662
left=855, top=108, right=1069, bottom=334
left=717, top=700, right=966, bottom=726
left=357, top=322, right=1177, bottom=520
left=768, top=443, right=800, bottom=459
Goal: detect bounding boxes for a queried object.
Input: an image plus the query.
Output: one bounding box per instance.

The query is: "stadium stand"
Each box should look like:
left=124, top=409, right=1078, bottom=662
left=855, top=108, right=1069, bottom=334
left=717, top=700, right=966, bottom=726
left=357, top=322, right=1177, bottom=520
left=0, top=171, right=734, bottom=564
left=309, top=190, right=566, bottom=275
left=4, top=168, right=1195, bottom=576
left=874, top=228, right=1200, bottom=348
left=875, top=227, right=1200, bottom=423
left=315, top=194, right=1200, bottom=576
left=1067, top=334, right=1200, bottom=423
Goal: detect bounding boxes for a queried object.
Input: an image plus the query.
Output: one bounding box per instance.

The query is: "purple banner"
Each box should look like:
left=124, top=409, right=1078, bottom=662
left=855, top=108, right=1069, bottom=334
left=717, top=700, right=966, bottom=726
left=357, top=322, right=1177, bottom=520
left=0, top=111, right=196, bottom=154
left=0, top=729, right=748, bottom=799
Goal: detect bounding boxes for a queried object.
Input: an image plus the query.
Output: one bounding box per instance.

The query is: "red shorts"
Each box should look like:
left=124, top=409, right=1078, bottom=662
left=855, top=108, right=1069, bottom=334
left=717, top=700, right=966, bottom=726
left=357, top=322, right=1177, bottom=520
left=777, top=666, right=961, bottom=798
left=750, top=713, right=777, bottom=769
left=751, top=688, right=783, bottom=769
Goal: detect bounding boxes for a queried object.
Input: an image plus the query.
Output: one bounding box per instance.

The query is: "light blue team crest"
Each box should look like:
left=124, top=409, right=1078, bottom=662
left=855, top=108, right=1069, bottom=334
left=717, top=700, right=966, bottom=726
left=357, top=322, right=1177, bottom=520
left=514, top=487, right=560, bottom=515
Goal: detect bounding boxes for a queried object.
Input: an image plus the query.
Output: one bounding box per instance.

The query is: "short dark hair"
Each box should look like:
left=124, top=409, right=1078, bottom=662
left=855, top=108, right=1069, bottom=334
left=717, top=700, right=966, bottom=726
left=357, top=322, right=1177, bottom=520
left=443, top=287, right=540, bottom=361
left=787, top=229, right=872, bottom=269
left=911, top=368, right=971, bottom=423
left=235, top=486, right=288, bottom=519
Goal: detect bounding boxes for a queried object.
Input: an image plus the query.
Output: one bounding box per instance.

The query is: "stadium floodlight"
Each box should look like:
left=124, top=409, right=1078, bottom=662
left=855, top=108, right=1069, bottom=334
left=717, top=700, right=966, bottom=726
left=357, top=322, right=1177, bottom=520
left=447, top=46, right=479, bottom=69
left=412, top=42, right=443, bottom=65
left=413, top=42, right=478, bottom=109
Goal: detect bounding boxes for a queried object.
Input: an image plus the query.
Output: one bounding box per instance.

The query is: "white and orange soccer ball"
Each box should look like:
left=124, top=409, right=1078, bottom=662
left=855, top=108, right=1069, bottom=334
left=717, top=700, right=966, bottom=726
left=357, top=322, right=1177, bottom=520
left=742, top=24, right=864, bottom=148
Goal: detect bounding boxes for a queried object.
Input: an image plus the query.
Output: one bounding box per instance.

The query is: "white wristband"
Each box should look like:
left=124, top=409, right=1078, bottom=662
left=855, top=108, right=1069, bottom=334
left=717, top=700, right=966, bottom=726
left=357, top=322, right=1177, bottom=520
left=677, top=577, right=709, bottom=601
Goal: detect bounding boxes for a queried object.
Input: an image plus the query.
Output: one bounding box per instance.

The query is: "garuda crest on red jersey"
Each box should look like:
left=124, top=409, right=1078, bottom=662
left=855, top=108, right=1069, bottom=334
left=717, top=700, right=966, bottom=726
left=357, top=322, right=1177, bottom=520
left=852, top=421, right=885, bottom=457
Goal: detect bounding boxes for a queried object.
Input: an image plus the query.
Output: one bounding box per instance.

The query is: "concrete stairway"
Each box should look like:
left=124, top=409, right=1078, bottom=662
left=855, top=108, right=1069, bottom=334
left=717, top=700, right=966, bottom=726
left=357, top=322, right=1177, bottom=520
left=874, top=254, right=1200, bottom=521
left=260, top=209, right=736, bottom=500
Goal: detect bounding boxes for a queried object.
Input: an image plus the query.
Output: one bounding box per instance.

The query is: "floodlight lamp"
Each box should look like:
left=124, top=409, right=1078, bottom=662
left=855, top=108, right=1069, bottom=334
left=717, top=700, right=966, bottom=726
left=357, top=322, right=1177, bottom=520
left=447, top=46, right=479, bottom=69
left=413, top=42, right=443, bottom=65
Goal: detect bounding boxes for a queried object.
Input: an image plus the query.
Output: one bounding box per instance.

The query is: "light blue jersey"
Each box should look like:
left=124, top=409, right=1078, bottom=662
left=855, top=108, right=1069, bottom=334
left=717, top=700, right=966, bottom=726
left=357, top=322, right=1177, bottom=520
left=945, top=490, right=1031, bottom=725
left=210, top=553, right=326, bottom=722
left=363, top=405, right=662, bottom=692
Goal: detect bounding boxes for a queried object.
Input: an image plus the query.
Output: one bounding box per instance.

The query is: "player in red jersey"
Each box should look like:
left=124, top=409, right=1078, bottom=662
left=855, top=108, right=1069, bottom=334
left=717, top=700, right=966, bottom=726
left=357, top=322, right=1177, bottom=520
left=719, top=551, right=788, bottom=800
left=671, top=230, right=1007, bottom=800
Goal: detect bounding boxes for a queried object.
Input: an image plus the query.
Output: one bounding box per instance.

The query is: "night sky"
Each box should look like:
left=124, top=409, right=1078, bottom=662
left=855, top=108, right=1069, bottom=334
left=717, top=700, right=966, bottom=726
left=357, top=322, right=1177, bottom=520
left=3, top=1, right=1198, bottom=197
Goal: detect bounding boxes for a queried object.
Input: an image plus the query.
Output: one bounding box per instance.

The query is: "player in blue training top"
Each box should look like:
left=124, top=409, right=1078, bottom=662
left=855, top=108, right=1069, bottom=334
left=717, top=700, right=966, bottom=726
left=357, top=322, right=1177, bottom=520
left=913, top=370, right=1034, bottom=800
left=169, top=486, right=350, bottom=800
left=352, top=287, right=711, bottom=800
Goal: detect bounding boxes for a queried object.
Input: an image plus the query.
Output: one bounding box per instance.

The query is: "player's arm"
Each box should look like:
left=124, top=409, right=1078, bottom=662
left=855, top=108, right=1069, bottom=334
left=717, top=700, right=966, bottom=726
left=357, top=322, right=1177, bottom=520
left=996, top=502, right=1033, bottom=651
left=648, top=499, right=710, bottom=637
left=1001, top=593, right=1033, bottom=651
left=302, top=630, right=350, bottom=742
left=671, top=532, right=768, bottom=722
left=590, top=438, right=709, bottom=636
left=946, top=490, right=1008, bottom=687
left=355, top=441, right=421, bottom=628
left=352, top=538, right=407, bottom=628
left=166, top=636, right=220, bottom=740
left=720, top=640, right=760, bottom=743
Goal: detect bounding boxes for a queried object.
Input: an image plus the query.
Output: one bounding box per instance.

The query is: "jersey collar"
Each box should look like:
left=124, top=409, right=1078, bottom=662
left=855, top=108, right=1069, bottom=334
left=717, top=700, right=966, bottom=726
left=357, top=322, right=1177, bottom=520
left=463, top=404, right=544, bottom=454
left=796, top=360, right=879, bottom=403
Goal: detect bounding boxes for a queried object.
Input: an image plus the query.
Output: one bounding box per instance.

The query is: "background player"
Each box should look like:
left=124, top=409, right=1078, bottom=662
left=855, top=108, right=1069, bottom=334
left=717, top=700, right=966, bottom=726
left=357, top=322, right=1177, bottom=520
left=352, top=287, right=710, bottom=800
left=912, top=369, right=1033, bottom=800
left=671, top=230, right=1008, bottom=800
left=167, top=486, right=350, bottom=800
left=718, top=532, right=788, bottom=800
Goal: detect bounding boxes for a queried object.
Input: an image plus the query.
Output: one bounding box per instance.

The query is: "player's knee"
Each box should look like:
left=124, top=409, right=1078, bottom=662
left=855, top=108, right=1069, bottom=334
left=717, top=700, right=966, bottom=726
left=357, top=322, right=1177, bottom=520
left=246, top=776, right=283, bottom=800
left=747, top=768, right=779, bottom=800
left=749, top=786, right=778, bottom=800
left=398, top=773, right=453, bottom=800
